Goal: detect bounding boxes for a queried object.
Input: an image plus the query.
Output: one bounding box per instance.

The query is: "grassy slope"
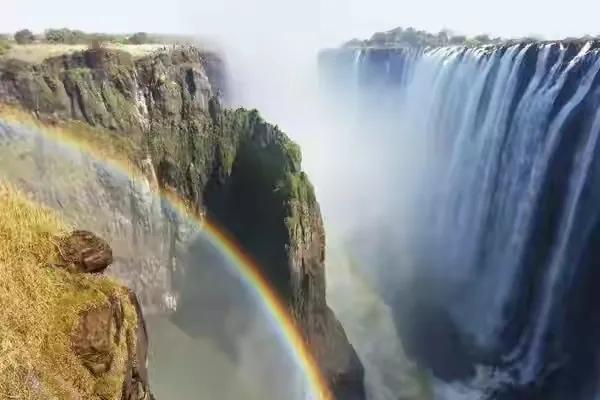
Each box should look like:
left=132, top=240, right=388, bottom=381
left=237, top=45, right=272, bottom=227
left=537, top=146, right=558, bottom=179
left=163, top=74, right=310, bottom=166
left=0, top=183, right=137, bottom=399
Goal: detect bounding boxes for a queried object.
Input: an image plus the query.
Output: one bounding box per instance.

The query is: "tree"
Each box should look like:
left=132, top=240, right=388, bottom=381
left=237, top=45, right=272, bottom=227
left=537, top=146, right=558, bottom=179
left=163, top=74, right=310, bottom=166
left=473, top=34, right=491, bottom=44
left=449, top=35, right=467, bottom=45
left=44, top=28, right=87, bottom=44
left=14, top=29, right=35, bottom=45
left=128, top=32, right=149, bottom=45
left=436, top=31, right=450, bottom=46
left=370, top=32, right=388, bottom=45
left=45, top=28, right=69, bottom=43
left=399, top=27, right=421, bottom=47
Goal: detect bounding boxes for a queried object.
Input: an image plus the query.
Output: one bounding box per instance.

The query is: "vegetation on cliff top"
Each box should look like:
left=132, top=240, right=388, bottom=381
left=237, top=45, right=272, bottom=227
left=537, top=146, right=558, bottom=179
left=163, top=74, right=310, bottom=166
left=0, top=28, right=209, bottom=63
left=343, top=26, right=600, bottom=49
left=0, top=184, right=137, bottom=399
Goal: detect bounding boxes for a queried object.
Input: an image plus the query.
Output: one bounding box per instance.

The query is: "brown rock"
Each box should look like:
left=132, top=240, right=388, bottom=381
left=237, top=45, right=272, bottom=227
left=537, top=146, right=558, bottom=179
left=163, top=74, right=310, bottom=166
left=57, top=230, right=113, bottom=273
left=71, top=301, right=117, bottom=375
left=71, top=293, right=154, bottom=399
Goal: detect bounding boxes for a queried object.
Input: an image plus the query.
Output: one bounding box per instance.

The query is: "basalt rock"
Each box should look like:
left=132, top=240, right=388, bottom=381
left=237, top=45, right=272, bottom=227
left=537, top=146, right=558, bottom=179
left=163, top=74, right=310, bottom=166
left=0, top=185, right=156, bottom=400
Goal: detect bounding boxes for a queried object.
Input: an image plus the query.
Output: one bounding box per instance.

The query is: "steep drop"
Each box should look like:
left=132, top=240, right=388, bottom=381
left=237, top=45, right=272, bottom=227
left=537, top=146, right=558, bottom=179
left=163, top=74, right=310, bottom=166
left=320, top=41, right=600, bottom=399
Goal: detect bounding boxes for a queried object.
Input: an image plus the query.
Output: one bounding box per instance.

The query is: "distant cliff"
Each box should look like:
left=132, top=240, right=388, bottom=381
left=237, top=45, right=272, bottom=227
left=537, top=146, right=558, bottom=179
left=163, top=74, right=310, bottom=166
left=0, top=46, right=365, bottom=399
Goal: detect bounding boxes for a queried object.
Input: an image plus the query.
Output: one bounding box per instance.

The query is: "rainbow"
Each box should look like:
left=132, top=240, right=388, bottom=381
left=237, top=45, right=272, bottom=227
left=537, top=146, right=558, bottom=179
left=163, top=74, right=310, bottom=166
left=0, top=106, right=333, bottom=400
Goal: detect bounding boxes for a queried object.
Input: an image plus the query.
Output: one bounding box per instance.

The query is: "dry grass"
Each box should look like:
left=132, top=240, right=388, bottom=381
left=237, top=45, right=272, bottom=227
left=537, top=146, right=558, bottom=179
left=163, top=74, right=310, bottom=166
left=0, top=183, right=136, bottom=399
left=2, top=43, right=167, bottom=63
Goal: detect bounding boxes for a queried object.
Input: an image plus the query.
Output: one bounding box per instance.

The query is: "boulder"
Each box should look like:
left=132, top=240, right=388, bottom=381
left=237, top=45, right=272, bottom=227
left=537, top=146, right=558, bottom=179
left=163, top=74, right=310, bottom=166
left=57, top=230, right=113, bottom=273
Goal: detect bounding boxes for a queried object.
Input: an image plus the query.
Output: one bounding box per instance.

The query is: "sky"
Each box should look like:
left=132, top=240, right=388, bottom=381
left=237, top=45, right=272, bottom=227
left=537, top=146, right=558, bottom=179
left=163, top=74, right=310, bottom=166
left=3, top=0, right=600, bottom=47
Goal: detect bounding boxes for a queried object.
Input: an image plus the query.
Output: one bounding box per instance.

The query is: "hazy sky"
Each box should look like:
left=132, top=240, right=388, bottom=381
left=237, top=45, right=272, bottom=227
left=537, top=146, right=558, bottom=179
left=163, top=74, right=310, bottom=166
left=4, top=0, right=600, bottom=47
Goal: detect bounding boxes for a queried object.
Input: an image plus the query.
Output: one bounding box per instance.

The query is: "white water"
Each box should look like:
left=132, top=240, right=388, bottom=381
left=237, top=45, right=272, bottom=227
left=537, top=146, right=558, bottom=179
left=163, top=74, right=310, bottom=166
left=335, top=41, right=600, bottom=396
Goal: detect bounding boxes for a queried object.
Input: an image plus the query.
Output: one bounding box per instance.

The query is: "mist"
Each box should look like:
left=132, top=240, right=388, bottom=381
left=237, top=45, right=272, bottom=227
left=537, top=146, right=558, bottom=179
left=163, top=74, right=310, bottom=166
left=166, top=3, right=439, bottom=399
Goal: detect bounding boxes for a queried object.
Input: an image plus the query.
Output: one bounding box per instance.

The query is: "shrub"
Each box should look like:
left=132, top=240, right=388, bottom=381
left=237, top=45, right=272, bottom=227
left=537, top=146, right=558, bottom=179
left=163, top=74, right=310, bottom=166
left=128, top=32, right=149, bottom=45
left=45, top=28, right=68, bottom=43
left=449, top=35, right=467, bottom=45
left=473, top=34, right=492, bottom=44
left=0, top=40, right=10, bottom=56
left=44, top=28, right=87, bottom=44
left=14, top=29, right=35, bottom=44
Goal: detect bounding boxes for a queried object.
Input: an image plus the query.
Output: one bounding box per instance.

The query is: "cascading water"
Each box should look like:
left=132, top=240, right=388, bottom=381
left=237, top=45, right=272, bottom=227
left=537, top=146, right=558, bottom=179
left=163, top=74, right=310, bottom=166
left=320, top=41, right=600, bottom=399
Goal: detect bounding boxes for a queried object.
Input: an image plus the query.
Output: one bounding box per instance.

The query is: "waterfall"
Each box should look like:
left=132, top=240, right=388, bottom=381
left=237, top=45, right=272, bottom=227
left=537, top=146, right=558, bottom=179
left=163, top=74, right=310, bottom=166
left=320, top=41, right=600, bottom=398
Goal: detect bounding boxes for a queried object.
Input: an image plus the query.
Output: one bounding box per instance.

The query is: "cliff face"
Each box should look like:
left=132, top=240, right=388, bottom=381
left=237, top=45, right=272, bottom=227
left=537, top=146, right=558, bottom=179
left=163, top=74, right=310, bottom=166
left=0, top=46, right=365, bottom=398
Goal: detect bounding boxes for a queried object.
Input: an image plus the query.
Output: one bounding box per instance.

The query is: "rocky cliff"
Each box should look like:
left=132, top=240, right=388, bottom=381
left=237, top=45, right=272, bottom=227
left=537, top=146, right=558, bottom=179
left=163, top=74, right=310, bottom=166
left=0, top=46, right=365, bottom=398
